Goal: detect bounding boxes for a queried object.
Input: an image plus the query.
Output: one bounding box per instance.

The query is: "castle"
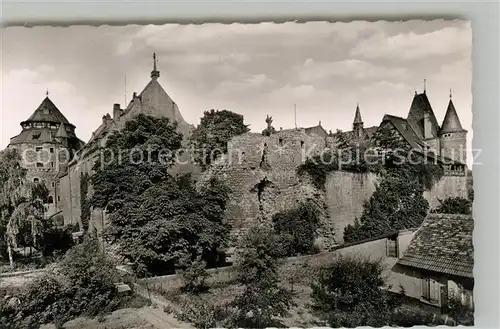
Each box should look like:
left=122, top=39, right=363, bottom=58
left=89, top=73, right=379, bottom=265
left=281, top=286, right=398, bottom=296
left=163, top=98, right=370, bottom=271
left=7, top=54, right=469, bottom=245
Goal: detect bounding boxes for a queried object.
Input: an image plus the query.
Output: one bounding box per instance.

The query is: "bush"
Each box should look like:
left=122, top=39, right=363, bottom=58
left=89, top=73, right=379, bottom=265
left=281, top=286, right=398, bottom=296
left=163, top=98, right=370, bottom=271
left=311, top=255, right=392, bottom=328
left=178, top=257, right=210, bottom=294
left=272, top=201, right=321, bottom=256
left=432, top=197, right=472, bottom=215
left=175, top=298, right=219, bottom=329
left=38, top=225, right=74, bottom=257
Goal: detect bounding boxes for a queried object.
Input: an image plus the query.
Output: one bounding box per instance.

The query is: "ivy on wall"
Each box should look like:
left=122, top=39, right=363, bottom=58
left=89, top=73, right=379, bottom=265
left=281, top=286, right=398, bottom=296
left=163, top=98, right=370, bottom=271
left=80, top=172, right=91, bottom=231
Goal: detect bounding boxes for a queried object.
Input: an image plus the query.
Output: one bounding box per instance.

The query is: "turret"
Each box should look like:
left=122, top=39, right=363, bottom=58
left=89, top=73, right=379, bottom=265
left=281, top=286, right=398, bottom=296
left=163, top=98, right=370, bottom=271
left=439, top=90, right=467, bottom=164
left=353, top=103, right=364, bottom=138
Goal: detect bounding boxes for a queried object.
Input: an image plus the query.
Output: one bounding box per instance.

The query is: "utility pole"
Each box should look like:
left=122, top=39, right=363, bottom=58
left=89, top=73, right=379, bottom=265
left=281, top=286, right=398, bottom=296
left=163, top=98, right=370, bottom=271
left=294, top=103, right=297, bottom=129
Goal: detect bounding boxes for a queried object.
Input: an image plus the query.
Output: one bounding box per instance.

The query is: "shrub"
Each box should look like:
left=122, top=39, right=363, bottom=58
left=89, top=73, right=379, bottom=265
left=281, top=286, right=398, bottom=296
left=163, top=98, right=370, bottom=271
left=178, top=256, right=210, bottom=294
left=228, top=226, right=295, bottom=328
left=38, top=225, right=74, bottom=257
left=175, top=298, right=218, bottom=329
left=432, top=197, right=472, bottom=215
left=272, top=200, right=321, bottom=256
left=311, top=255, right=392, bottom=327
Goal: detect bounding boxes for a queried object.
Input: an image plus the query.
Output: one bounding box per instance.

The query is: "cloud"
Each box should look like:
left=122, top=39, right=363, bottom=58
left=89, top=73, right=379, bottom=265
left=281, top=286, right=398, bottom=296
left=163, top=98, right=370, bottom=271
left=297, top=58, right=408, bottom=83
left=351, top=23, right=471, bottom=60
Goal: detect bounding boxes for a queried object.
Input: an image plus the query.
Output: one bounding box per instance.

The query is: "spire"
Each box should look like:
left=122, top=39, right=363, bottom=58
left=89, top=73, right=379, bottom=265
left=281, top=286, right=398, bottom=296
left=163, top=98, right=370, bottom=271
left=423, top=79, right=427, bottom=94
left=151, top=52, right=160, bottom=79
left=441, top=98, right=465, bottom=134
left=46, top=89, right=49, bottom=97
left=353, top=103, right=363, bottom=124
left=450, top=88, right=452, bottom=99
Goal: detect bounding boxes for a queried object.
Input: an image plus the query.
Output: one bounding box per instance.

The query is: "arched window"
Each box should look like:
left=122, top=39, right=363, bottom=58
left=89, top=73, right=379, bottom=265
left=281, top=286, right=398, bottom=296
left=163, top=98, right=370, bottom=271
left=33, top=178, right=39, bottom=184
left=48, top=196, right=54, bottom=204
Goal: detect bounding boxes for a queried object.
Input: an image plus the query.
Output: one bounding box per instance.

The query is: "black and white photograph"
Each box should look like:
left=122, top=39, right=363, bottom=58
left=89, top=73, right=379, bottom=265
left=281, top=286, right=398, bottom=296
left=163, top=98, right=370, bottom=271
left=1, top=20, right=475, bottom=328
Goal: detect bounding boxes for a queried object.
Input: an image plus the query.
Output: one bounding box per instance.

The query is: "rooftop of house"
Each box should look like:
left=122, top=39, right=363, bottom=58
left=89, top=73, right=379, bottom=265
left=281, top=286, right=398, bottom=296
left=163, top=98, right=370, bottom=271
left=397, top=213, right=474, bottom=279
left=22, top=97, right=72, bottom=126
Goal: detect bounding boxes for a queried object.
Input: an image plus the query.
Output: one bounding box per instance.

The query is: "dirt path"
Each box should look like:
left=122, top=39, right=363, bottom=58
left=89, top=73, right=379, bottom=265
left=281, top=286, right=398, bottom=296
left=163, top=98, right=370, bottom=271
left=133, top=283, right=194, bottom=329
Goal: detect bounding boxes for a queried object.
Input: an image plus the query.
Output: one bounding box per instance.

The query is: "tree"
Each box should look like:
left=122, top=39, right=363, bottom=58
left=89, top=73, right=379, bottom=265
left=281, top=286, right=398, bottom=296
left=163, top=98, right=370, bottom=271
left=91, top=114, right=183, bottom=213
left=343, top=172, right=429, bottom=243
left=311, top=255, right=392, bottom=328
left=261, top=115, right=276, bottom=136
left=105, top=174, right=230, bottom=277
left=226, top=226, right=294, bottom=328
left=190, top=109, right=250, bottom=170
left=432, top=196, right=472, bottom=215
left=0, top=148, right=49, bottom=269
left=272, top=201, right=321, bottom=256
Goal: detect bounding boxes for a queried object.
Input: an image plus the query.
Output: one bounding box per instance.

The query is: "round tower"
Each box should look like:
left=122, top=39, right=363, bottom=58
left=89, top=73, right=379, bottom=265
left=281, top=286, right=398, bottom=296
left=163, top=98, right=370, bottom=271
left=439, top=93, right=467, bottom=165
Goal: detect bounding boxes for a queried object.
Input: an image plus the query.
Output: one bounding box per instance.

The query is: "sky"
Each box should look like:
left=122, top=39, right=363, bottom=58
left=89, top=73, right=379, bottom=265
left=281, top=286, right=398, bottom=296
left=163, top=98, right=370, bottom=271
left=1, top=20, right=473, bottom=164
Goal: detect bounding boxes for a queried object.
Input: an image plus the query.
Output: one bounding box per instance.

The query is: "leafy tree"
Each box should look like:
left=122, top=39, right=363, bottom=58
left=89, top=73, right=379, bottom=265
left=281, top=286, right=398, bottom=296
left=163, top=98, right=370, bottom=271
left=38, top=225, right=75, bottom=257
left=226, top=225, right=294, bottom=328
left=343, top=172, right=429, bottom=243
left=105, top=174, right=230, bottom=277
left=91, top=114, right=183, bottom=213
left=272, top=201, right=321, bottom=256
left=190, top=109, right=250, bottom=170
left=432, top=196, right=472, bottom=215
left=311, top=255, right=392, bottom=328
left=261, top=115, right=276, bottom=137
left=0, top=148, right=49, bottom=269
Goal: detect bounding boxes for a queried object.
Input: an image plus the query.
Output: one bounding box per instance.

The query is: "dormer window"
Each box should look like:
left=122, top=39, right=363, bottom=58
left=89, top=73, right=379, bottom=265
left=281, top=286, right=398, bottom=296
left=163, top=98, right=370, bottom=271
left=33, top=178, right=39, bottom=184
left=32, top=132, right=41, bottom=140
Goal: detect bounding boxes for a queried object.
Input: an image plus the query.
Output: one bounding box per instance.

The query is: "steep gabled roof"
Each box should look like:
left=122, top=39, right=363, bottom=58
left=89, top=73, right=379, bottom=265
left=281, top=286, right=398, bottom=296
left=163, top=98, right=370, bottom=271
left=397, top=213, right=474, bottom=278
left=407, top=92, right=440, bottom=139
left=381, top=114, right=426, bottom=151
left=23, top=97, right=72, bottom=125
left=440, top=99, right=466, bottom=134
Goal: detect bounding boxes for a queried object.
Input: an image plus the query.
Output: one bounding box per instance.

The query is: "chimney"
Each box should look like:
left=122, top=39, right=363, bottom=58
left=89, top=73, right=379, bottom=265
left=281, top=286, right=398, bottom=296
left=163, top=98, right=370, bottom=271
left=113, top=103, right=121, bottom=121
left=424, top=112, right=432, bottom=139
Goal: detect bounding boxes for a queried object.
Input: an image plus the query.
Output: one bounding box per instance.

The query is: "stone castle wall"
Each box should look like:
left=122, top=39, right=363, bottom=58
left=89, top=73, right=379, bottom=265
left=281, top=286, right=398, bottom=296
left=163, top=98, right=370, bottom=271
left=198, top=131, right=469, bottom=247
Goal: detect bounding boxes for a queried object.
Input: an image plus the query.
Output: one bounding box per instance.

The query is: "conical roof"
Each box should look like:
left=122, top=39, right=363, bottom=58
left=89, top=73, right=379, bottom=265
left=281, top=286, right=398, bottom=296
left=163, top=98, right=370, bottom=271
left=55, top=122, right=69, bottom=138
left=23, top=97, right=71, bottom=125
left=441, top=99, right=466, bottom=134
left=353, top=104, right=363, bottom=124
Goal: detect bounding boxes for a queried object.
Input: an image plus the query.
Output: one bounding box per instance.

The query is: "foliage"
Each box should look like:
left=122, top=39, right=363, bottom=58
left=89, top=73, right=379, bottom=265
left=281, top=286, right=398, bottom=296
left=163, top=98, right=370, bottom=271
left=58, top=236, right=120, bottom=317
left=91, top=114, right=183, bottom=213
left=0, top=238, right=121, bottom=329
left=272, top=200, right=321, bottom=256
left=343, top=172, right=429, bottom=243
left=175, top=298, right=219, bottom=329
left=447, top=290, right=474, bottom=325
left=310, top=255, right=392, bottom=328
left=226, top=225, right=294, bottom=328
left=38, top=225, right=75, bottom=257
left=190, top=109, right=250, bottom=170
left=178, top=256, right=210, bottom=294
left=0, top=148, right=50, bottom=269
left=432, top=196, right=472, bottom=215
left=80, top=172, right=91, bottom=231
left=261, top=115, right=277, bottom=137
left=297, top=150, right=337, bottom=190
left=105, top=174, right=231, bottom=277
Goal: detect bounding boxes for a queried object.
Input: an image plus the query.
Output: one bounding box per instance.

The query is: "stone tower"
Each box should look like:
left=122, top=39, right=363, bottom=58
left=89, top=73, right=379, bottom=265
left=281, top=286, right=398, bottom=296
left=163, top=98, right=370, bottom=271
left=439, top=92, right=467, bottom=164
left=353, top=103, right=364, bottom=138
left=8, top=95, right=84, bottom=216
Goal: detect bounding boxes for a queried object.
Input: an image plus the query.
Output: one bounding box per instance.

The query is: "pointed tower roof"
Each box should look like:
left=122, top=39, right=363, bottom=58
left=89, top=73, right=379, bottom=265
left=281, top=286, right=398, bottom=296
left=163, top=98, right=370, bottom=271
left=353, top=103, right=363, bottom=124
left=151, top=52, right=160, bottom=80
left=55, top=122, right=69, bottom=138
left=22, top=97, right=72, bottom=125
left=441, top=98, right=466, bottom=134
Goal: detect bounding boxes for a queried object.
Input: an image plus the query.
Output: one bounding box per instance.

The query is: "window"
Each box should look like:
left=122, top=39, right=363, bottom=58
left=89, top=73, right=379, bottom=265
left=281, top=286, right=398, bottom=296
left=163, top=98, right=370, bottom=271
left=50, top=148, right=54, bottom=153
left=48, top=196, right=54, bottom=204
left=421, top=277, right=440, bottom=303
left=51, top=182, right=55, bottom=187
left=35, top=147, right=42, bottom=152
left=57, top=196, right=61, bottom=202
left=51, top=162, right=54, bottom=168
left=301, top=141, right=304, bottom=148
left=279, top=138, right=283, bottom=146
left=36, top=162, right=43, bottom=168
left=33, top=178, right=39, bottom=184
left=32, top=133, right=41, bottom=140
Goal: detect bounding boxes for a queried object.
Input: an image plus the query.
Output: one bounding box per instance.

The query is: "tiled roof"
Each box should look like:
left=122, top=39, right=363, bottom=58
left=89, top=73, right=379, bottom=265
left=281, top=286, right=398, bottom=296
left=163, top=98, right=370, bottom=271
left=381, top=115, right=426, bottom=151
left=9, top=127, right=56, bottom=145
left=23, top=97, right=71, bottom=125
left=397, top=213, right=474, bottom=278
left=408, top=92, right=440, bottom=137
